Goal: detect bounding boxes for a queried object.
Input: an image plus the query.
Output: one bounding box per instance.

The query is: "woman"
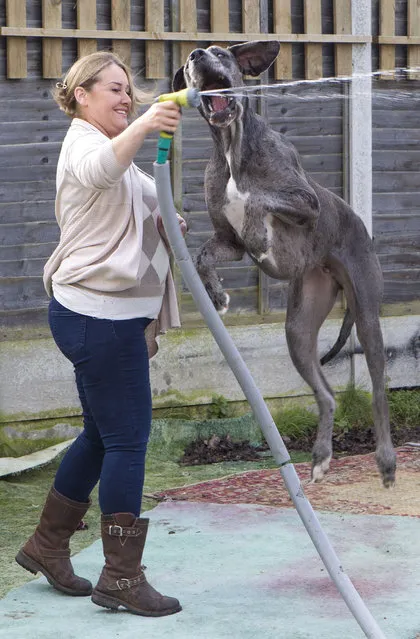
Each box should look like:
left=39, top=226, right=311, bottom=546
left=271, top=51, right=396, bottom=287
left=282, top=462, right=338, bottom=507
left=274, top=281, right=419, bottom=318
left=15, top=52, right=185, bottom=617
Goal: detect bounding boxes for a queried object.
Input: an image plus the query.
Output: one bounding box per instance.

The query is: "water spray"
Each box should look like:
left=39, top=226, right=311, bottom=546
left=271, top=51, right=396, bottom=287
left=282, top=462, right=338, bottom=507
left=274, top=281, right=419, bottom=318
left=147, top=68, right=420, bottom=114
left=153, top=89, right=388, bottom=638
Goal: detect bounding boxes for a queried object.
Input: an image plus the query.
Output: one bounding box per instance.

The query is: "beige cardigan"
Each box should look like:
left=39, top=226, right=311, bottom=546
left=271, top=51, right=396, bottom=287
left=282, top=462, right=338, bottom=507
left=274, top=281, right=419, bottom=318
left=44, top=118, right=180, bottom=358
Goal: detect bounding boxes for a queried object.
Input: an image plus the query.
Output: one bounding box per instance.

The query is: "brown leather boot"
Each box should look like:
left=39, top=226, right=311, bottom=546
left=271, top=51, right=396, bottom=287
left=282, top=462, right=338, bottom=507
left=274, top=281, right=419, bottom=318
left=15, top=486, right=92, bottom=596
left=91, top=513, right=182, bottom=617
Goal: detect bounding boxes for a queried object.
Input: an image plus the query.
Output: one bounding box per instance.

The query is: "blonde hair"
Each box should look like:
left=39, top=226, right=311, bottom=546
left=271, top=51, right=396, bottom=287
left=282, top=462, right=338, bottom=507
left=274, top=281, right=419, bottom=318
left=52, top=51, right=149, bottom=118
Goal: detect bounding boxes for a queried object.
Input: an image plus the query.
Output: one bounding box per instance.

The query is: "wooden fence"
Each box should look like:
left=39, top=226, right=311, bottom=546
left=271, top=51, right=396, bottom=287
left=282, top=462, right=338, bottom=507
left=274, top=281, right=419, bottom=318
left=2, top=0, right=420, bottom=81
left=0, top=0, right=419, bottom=333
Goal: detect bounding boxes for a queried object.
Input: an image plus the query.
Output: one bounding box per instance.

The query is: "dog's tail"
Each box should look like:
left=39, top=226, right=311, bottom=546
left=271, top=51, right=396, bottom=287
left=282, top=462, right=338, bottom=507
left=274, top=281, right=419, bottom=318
left=320, top=308, right=354, bottom=365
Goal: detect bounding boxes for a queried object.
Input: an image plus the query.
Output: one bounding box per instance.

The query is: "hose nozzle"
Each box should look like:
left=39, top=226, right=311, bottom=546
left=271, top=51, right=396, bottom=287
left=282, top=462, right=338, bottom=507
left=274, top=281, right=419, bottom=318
left=156, top=88, right=201, bottom=164
left=157, top=88, right=200, bottom=108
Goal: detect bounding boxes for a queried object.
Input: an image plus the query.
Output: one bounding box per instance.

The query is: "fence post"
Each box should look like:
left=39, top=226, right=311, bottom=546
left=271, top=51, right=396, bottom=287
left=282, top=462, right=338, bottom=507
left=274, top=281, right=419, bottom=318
left=349, top=0, right=373, bottom=387
left=349, top=0, right=372, bottom=237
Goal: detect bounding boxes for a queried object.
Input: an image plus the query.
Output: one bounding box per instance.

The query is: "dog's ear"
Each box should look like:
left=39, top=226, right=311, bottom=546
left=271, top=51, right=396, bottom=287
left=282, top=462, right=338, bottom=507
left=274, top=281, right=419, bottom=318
left=172, top=67, right=187, bottom=91
left=228, top=40, right=280, bottom=76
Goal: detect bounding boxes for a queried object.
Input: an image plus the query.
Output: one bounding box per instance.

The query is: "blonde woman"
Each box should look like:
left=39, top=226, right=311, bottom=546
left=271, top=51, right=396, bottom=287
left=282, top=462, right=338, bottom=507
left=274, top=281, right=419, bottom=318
left=15, top=52, right=185, bottom=617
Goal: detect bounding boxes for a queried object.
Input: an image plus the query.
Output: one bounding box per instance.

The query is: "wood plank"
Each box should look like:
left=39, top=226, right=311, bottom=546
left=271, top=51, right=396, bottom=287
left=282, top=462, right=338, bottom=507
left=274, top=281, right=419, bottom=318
left=211, top=0, right=229, bottom=47
left=42, top=0, right=62, bottom=78
left=304, top=0, right=323, bottom=80
left=242, top=0, right=261, bottom=81
left=77, top=0, right=97, bottom=58
left=0, top=222, right=58, bottom=246
left=273, top=0, right=292, bottom=80
left=242, top=0, right=260, bottom=34
left=5, top=0, right=27, bottom=79
left=373, top=149, right=420, bottom=171
left=145, top=0, right=165, bottom=79
left=0, top=199, right=56, bottom=224
left=377, top=35, right=420, bottom=44
left=112, top=0, right=131, bottom=66
left=0, top=277, right=49, bottom=311
left=407, top=0, right=420, bottom=80
left=379, top=0, right=396, bottom=80
left=179, top=0, right=197, bottom=66
left=1, top=27, right=372, bottom=44
left=0, top=243, right=57, bottom=261
left=0, top=259, right=47, bottom=278
left=0, top=180, right=57, bottom=204
left=334, top=0, right=352, bottom=78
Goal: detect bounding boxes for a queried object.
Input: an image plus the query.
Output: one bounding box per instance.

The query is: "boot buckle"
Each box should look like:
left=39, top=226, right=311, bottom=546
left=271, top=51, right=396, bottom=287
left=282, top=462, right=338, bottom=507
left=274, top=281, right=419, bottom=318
left=116, top=578, right=131, bottom=590
left=109, top=525, right=123, bottom=536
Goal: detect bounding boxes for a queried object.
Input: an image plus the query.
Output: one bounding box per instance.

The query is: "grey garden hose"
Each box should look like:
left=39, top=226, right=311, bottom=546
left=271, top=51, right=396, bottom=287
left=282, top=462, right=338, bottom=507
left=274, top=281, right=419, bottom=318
left=153, top=159, right=387, bottom=639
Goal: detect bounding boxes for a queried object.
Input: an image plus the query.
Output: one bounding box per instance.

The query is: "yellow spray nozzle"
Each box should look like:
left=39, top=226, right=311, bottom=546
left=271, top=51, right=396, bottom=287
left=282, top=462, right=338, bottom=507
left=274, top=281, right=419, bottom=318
left=155, top=89, right=200, bottom=164
left=157, top=88, right=200, bottom=108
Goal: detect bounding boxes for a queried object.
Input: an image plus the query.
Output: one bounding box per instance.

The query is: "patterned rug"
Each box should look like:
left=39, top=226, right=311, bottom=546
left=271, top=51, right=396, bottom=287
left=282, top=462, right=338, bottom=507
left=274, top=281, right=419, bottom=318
left=151, top=446, right=420, bottom=517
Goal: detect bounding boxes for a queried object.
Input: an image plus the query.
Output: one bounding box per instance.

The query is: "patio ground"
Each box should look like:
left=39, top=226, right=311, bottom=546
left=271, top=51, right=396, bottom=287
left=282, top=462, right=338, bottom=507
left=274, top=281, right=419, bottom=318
left=1, top=466, right=420, bottom=638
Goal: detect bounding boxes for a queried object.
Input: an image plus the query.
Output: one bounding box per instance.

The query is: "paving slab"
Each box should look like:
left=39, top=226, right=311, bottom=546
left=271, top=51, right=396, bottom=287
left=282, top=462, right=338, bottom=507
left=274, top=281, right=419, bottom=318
left=0, top=440, right=74, bottom=478
left=0, top=502, right=419, bottom=639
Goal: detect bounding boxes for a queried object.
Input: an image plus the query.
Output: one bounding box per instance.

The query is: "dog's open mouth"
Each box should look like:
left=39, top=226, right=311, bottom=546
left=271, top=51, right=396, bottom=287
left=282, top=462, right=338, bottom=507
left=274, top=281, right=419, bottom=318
left=200, top=81, right=236, bottom=127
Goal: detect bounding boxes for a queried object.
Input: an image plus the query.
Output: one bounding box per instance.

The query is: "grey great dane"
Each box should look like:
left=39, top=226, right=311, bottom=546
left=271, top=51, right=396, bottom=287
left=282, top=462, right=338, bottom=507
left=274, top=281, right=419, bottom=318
left=173, top=40, right=396, bottom=487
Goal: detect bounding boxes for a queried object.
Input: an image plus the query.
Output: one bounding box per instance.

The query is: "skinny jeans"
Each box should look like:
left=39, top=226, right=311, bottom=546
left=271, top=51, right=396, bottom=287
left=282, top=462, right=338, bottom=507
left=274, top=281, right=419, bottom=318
left=49, top=297, right=152, bottom=517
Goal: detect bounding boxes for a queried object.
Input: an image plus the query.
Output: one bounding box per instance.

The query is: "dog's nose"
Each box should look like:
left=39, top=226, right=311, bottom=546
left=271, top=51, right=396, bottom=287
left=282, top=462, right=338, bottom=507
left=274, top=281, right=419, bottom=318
left=189, top=49, right=205, bottom=62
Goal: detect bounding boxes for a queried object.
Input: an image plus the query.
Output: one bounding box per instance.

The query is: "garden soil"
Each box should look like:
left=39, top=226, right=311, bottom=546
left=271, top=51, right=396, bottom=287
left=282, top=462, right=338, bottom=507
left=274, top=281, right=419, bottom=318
left=168, top=427, right=420, bottom=517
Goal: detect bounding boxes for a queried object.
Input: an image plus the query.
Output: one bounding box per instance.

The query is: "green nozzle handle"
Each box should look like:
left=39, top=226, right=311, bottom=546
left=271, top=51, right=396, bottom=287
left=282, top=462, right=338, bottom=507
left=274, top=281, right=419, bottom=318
left=156, top=88, right=200, bottom=164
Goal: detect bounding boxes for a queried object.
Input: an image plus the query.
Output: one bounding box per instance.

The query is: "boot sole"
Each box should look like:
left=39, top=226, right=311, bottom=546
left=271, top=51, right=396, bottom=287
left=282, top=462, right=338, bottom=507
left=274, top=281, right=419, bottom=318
left=91, top=590, right=182, bottom=617
left=15, top=550, right=92, bottom=597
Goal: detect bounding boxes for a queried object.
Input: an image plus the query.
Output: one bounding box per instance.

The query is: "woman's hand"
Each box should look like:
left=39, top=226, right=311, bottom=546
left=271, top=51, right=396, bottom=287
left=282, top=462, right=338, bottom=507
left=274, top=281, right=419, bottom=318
left=138, top=101, right=182, bottom=136
left=112, top=101, right=181, bottom=167
left=157, top=213, right=187, bottom=248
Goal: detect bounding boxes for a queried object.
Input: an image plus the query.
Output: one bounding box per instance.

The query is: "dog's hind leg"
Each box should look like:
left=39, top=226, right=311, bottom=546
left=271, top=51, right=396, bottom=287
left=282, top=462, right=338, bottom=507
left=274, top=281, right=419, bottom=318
left=285, top=267, right=340, bottom=482
left=351, top=290, right=396, bottom=487
left=331, top=247, right=396, bottom=487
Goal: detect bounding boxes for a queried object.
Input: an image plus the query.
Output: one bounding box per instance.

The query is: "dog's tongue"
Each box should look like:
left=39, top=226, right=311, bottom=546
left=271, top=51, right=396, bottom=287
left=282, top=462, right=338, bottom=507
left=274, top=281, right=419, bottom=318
left=211, top=95, right=229, bottom=112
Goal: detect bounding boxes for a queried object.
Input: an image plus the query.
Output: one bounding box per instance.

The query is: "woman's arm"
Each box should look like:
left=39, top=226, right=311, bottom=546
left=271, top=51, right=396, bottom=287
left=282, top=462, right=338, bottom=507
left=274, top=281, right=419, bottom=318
left=112, top=101, right=181, bottom=168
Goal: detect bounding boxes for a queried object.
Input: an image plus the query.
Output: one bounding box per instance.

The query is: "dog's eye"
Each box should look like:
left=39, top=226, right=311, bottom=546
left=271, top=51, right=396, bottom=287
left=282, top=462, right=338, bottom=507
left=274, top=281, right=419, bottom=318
left=216, top=51, right=225, bottom=58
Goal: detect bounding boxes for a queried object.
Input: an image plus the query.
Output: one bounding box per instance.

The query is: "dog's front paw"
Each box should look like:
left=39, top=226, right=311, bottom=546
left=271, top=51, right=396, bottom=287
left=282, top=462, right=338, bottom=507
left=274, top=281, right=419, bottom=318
left=217, top=292, right=230, bottom=315
left=209, top=290, right=230, bottom=314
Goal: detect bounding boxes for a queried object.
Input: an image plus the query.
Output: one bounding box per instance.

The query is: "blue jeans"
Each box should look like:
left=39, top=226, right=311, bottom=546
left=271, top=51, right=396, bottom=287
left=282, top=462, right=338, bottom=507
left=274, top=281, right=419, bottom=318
left=48, top=297, right=153, bottom=516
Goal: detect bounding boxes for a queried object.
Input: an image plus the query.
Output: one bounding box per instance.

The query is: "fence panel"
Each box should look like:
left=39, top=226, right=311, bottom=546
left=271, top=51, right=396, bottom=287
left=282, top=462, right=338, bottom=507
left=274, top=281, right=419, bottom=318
left=5, top=0, right=26, bottom=79
left=0, top=0, right=419, bottom=332
left=273, top=0, right=292, bottom=80
left=42, top=0, right=62, bottom=79
left=407, top=0, right=420, bottom=79
left=304, top=0, right=323, bottom=80
left=379, top=0, right=395, bottom=79
left=180, top=0, right=198, bottom=67
left=334, top=0, right=352, bottom=77
left=211, top=0, right=230, bottom=47
left=77, top=1, right=97, bottom=58
left=112, top=0, right=131, bottom=65
left=146, top=0, right=165, bottom=78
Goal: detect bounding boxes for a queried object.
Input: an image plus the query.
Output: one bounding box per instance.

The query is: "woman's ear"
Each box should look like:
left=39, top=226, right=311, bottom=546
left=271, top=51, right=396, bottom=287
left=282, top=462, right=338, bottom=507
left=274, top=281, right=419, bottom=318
left=74, top=86, right=87, bottom=106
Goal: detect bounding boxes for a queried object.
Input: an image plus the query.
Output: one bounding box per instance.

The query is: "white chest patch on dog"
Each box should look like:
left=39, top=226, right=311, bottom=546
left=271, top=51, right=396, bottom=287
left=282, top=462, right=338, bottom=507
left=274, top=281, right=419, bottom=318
left=223, top=151, right=249, bottom=236
left=261, top=214, right=276, bottom=267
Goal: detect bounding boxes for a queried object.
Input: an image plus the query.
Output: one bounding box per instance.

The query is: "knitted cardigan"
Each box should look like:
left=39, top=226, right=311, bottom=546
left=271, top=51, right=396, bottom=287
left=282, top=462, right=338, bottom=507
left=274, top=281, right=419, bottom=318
left=43, top=118, right=180, bottom=358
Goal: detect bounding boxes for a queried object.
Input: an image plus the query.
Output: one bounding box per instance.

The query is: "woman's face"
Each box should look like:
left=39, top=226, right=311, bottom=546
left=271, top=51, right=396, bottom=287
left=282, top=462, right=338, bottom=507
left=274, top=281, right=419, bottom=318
left=76, top=63, right=132, bottom=138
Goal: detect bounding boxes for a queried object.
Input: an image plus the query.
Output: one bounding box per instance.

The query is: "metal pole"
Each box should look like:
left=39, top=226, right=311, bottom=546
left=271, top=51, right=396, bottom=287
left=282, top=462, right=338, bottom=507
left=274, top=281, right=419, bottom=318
left=153, top=160, right=387, bottom=639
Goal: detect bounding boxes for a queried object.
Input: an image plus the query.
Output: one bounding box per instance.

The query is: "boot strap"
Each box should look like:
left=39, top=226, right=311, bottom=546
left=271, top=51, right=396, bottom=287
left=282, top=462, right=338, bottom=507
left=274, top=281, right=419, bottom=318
left=39, top=548, right=70, bottom=559
left=109, top=574, right=146, bottom=591
left=108, top=524, right=142, bottom=538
